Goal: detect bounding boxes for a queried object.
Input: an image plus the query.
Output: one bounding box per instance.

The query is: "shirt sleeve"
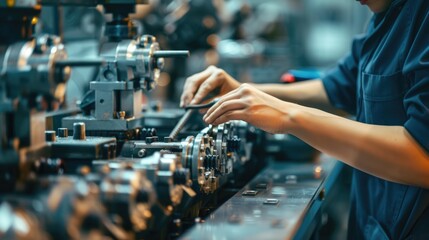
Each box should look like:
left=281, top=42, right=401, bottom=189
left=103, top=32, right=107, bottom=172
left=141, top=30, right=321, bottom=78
left=321, top=35, right=366, bottom=115
left=403, top=4, right=429, bottom=153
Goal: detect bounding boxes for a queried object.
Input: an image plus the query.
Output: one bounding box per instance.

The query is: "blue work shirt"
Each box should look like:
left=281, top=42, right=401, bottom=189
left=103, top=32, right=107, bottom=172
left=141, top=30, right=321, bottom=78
left=322, top=0, right=429, bottom=239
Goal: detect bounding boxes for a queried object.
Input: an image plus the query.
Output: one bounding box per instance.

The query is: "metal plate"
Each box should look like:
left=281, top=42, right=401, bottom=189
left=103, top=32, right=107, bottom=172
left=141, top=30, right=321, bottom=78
left=181, top=157, right=338, bottom=240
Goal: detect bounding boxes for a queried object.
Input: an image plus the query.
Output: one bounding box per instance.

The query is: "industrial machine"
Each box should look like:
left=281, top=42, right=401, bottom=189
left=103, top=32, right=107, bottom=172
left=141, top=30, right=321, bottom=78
left=0, top=1, right=265, bottom=239
left=0, top=1, right=347, bottom=239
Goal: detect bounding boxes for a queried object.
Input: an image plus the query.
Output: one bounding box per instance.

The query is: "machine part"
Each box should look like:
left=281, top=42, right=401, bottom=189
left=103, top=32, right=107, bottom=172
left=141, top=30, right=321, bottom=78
left=0, top=201, right=51, bottom=240
left=181, top=159, right=340, bottom=240
left=191, top=127, right=217, bottom=194
left=38, top=0, right=148, bottom=6
left=143, top=109, right=185, bottom=138
left=0, top=34, right=69, bottom=170
left=0, top=2, right=259, bottom=239
left=49, top=135, right=116, bottom=160
left=40, top=176, right=127, bottom=239
left=183, top=98, right=219, bottom=110
left=114, top=151, right=196, bottom=210
left=99, top=168, right=156, bottom=236
left=121, top=120, right=253, bottom=194
left=103, top=3, right=138, bottom=41
left=59, top=0, right=188, bottom=144
left=58, top=127, right=68, bottom=138
left=72, top=122, right=86, bottom=140
left=156, top=153, right=184, bottom=206
left=62, top=34, right=189, bottom=136
left=169, top=98, right=219, bottom=140
left=168, top=109, right=194, bottom=141
left=0, top=176, right=128, bottom=240
left=93, top=153, right=194, bottom=238
left=47, top=122, right=117, bottom=173
left=1, top=34, right=70, bottom=104
left=45, top=130, right=56, bottom=142
left=0, top=2, right=40, bottom=45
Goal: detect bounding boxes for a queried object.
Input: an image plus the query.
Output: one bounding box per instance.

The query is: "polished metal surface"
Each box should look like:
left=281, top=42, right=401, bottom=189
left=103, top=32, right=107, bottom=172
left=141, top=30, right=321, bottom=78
left=181, top=156, right=338, bottom=240
left=62, top=115, right=143, bottom=131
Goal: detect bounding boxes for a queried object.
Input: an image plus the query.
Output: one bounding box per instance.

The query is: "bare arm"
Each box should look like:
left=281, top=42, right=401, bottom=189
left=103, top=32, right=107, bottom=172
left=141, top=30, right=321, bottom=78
left=288, top=107, right=429, bottom=188
left=203, top=84, right=429, bottom=188
left=253, top=80, right=338, bottom=112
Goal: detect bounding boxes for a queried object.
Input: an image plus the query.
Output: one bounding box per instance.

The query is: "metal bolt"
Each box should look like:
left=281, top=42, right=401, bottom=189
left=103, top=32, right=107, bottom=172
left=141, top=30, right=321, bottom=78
left=118, top=111, right=126, bottom=120
left=58, top=128, right=68, bottom=138
left=103, top=69, right=115, bottom=81
left=137, top=149, right=146, bottom=158
left=156, top=58, right=165, bottom=70
left=45, top=130, right=56, bottom=142
left=73, top=122, right=86, bottom=140
left=139, top=35, right=156, bottom=47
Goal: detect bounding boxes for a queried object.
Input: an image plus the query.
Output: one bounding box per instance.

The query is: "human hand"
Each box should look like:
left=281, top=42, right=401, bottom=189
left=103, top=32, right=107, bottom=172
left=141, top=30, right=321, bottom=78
left=203, top=83, right=295, bottom=134
left=180, top=66, right=241, bottom=108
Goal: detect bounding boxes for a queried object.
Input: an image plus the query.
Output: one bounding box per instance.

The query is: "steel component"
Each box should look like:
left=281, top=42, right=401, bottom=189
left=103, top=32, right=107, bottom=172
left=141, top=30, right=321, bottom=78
left=99, top=168, right=156, bottom=234
left=191, top=127, right=218, bottom=193
left=0, top=176, right=128, bottom=239
left=168, top=109, right=194, bottom=140
left=1, top=34, right=70, bottom=101
left=58, top=128, right=68, bottom=138
left=62, top=35, right=189, bottom=138
left=45, top=130, right=56, bottom=142
left=72, top=122, right=86, bottom=140
left=120, top=121, right=252, bottom=194
left=181, top=159, right=339, bottom=240
left=48, top=123, right=117, bottom=170
left=38, top=0, right=148, bottom=5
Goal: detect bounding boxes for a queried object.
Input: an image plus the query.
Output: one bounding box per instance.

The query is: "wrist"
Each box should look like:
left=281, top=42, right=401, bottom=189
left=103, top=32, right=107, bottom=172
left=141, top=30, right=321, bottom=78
left=282, top=104, right=307, bottom=135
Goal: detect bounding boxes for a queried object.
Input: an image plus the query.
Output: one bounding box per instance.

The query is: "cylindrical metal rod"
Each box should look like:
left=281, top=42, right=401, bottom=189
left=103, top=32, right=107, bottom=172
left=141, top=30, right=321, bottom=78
left=73, top=122, right=86, bottom=140
left=153, top=50, right=190, bottom=58
left=168, top=109, right=194, bottom=140
left=133, top=142, right=184, bottom=149
left=55, top=59, right=104, bottom=67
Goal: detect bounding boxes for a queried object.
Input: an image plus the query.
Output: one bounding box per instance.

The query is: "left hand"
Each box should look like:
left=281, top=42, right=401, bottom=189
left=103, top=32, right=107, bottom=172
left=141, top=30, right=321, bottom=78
left=203, top=83, right=296, bottom=134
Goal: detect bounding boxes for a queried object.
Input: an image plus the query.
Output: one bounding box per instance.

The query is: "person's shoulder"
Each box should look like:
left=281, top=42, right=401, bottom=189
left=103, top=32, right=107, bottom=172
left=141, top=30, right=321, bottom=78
left=406, top=0, right=429, bottom=16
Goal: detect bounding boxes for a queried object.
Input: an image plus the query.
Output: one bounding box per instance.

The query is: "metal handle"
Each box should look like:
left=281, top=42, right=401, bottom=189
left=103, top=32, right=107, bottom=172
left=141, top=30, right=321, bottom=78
left=153, top=50, right=190, bottom=58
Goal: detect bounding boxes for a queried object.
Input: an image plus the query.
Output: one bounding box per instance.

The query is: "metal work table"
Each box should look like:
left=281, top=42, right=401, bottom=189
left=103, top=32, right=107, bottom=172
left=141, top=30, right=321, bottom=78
left=181, top=155, right=344, bottom=240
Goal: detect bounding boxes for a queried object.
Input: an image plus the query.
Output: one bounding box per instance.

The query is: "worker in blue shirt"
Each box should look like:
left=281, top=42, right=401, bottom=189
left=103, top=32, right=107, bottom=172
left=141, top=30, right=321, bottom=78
left=180, top=0, right=429, bottom=238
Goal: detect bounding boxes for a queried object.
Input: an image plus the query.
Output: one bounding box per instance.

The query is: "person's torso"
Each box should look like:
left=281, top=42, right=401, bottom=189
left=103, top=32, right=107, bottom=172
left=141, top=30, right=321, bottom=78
left=350, top=1, right=429, bottom=239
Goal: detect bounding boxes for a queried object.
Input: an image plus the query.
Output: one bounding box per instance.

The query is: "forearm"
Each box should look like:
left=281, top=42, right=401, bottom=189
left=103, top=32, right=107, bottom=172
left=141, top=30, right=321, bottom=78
left=287, top=106, right=429, bottom=188
left=253, top=80, right=337, bottom=112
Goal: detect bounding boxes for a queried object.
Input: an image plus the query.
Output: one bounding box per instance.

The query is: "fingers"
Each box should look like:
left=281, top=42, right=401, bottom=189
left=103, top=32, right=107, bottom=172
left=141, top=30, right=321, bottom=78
left=190, top=67, right=226, bottom=105
left=180, top=66, right=217, bottom=107
left=204, top=88, right=241, bottom=118
left=191, top=75, right=217, bottom=105
left=203, top=99, right=244, bottom=124
left=210, top=109, right=246, bottom=126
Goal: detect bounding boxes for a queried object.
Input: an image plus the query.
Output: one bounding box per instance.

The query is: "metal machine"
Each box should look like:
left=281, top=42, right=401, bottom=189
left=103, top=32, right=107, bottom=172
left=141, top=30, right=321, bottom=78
left=0, top=1, right=265, bottom=239
left=0, top=1, right=346, bottom=239
left=0, top=0, right=70, bottom=191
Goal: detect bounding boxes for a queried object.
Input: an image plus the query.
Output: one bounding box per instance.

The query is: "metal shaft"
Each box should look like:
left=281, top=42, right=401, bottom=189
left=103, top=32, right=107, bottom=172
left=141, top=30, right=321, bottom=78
left=55, top=59, right=104, bottom=67
left=169, top=109, right=194, bottom=140
left=133, top=142, right=184, bottom=149
left=153, top=50, right=190, bottom=58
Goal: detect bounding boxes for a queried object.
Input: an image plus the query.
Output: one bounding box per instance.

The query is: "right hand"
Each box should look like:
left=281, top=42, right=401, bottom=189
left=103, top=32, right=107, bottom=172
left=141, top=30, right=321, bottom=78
left=180, top=66, right=241, bottom=108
